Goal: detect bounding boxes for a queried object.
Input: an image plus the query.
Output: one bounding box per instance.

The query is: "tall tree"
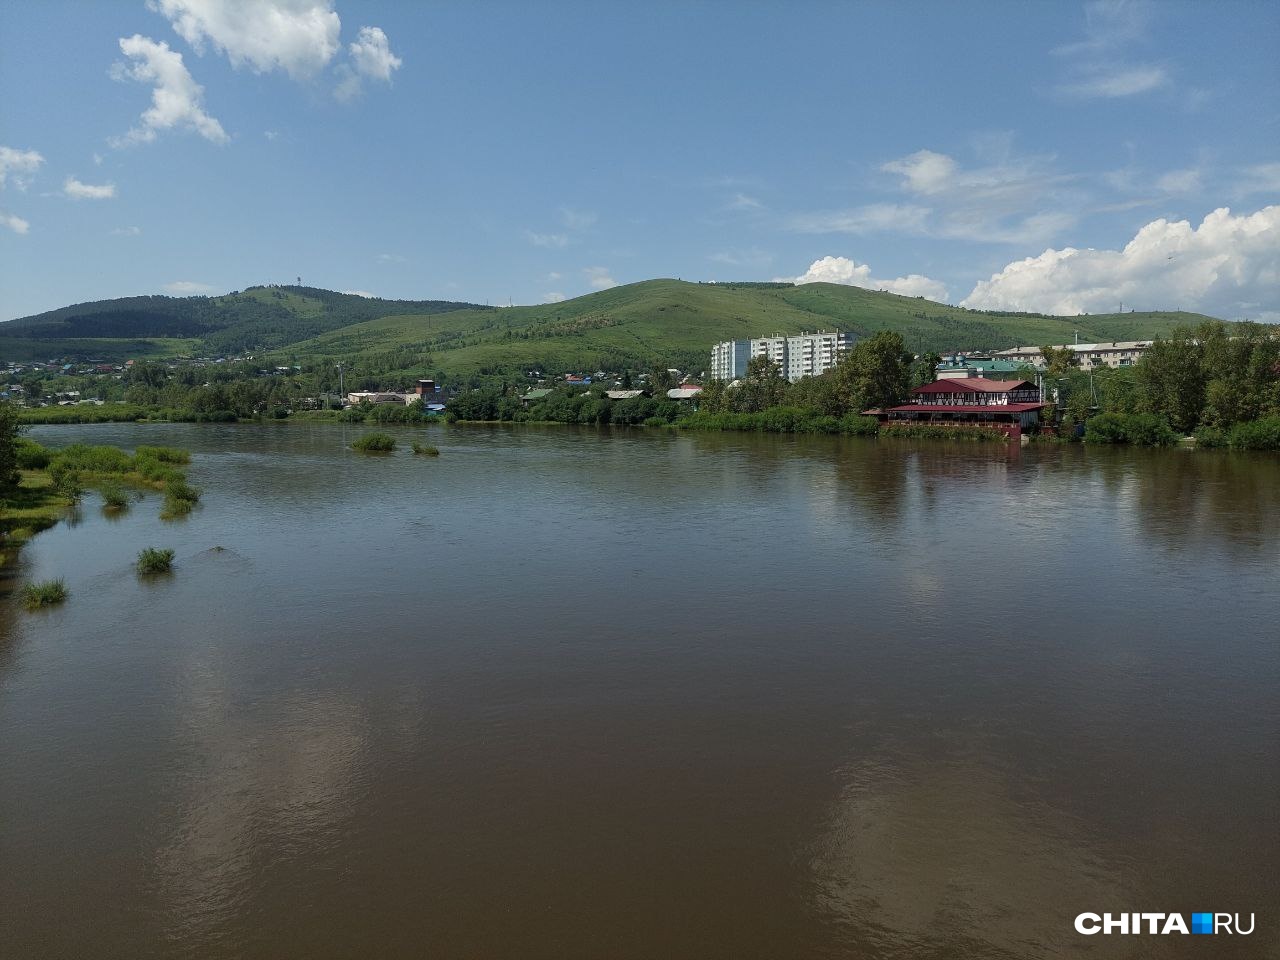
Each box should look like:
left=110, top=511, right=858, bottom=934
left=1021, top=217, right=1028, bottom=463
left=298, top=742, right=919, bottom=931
left=1041, top=345, right=1077, bottom=376
left=732, top=356, right=788, bottom=413
left=832, top=331, right=913, bottom=413
left=0, top=401, right=21, bottom=491
left=1136, top=329, right=1204, bottom=433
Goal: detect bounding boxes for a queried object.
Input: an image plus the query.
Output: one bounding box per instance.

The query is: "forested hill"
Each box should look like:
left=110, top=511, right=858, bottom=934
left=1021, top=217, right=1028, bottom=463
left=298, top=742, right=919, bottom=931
left=1, top=286, right=492, bottom=358
left=1, top=279, right=1217, bottom=373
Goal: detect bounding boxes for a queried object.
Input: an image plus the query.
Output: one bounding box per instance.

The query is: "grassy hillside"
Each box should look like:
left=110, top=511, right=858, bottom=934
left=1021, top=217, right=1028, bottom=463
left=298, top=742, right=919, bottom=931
left=1, top=286, right=489, bottom=358
left=273, top=279, right=1214, bottom=379
left=3, top=279, right=1215, bottom=378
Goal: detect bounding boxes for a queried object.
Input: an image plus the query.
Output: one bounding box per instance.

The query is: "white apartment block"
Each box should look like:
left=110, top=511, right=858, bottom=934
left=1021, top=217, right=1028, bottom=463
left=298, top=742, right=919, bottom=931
left=995, top=341, right=1152, bottom=370
left=713, top=332, right=855, bottom=383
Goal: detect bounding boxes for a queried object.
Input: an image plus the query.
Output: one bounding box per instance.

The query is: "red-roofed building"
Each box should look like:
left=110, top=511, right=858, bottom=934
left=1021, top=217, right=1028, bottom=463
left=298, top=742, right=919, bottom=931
left=867, top=378, right=1046, bottom=438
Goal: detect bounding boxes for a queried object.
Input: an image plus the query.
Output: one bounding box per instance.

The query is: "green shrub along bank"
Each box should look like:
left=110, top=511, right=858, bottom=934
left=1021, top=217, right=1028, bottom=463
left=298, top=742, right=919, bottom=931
left=352, top=432, right=397, bottom=452
left=1194, top=416, right=1280, bottom=451
left=411, top=442, right=440, bottom=456
left=677, top=409, right=880, bottom=435
left=1083, top=413, right=1178, bottom=446
left=881, top=423, right=1010, bottom=442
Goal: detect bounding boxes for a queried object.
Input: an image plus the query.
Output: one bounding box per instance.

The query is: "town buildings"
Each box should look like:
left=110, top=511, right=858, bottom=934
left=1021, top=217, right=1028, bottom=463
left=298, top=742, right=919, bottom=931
left=710, top=331, right=856, bottom=382
left=995, top=340, right=1151, bottom=370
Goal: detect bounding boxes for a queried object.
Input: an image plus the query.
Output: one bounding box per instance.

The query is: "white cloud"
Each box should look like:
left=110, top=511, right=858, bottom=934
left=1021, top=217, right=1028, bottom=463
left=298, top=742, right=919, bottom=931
left=881, top=150, right=958, bottom=195
left=584, top=267, right=616, bottom=290
left=1052, top=1, right=1169, bottom=99
left=560, top=207, right=597, bottom=230
left=0, top=146, right=44, bottom=190
left=1236, top=163, right=1280, bottom=198
left=376, top=252, right=405, bottom=263
left=164, top=280, right=216, bottom=294
left=962, top=205, right=1280, bottom=319
left=264, top=129, right=280, bottom=141
left=792, top=256, right=950, bottom=303
left=526, top=230, right=568, bottom=249
left=789, top=203, right=932, bottom=235
left=708, top=248, right=773, bottom=269
left=151, top=0, right=341, bottom=78
left=870, top=149, right=1081, bottom=245
left=1058, top=65, right=1169, bottom=99
left=543, top=291, right=566, bottom=304
left=93, top=152, right=105, bottom=166
left=335, top=25, right=402, bottom=101
left=64, top=176, right=117, bottom=200
left=546, top=271, right=562, bottom=281
left=348, top=26, right=400, bottom=81
left=112, top=225, right=142, bottom=237
left=1, top=212, right=30, bottom=235
left=341, top=289, right=376, bottom=298
left=1155, top=168, right=1201, bottom=194
left=727, top=192, right=763, bottom=211
left=111, top=35, right=228, bottom=146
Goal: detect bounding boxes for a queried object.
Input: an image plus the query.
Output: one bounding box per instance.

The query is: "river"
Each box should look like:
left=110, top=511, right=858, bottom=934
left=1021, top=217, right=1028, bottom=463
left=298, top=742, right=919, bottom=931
left=1, top=423, right=1276, bottom=959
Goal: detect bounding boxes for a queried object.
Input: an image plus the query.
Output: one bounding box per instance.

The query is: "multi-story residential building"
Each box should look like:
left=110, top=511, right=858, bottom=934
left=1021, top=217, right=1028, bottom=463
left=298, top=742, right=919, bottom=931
left=710, top=339, right=753, bottom=381
left=994, top=340, right=1152, bottom=370
left=711, top=331, right=855, bottom=383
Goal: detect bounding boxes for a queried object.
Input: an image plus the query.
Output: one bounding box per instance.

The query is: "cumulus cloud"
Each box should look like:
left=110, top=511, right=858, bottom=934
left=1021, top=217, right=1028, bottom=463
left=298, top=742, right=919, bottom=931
left=881, top=150, right=957, bottom=195
left=335, top=25, right=402, bottom=101
left=112, top=225, right=143, bottom=237
left=0, top=146, right=44, bottom=190
left=1, top=212, right=30, bottom=235
left=348, top=26, right=400, bottom=81
left=64, top=177, right=116, bottom=200
left=543, top=291, right=566, bottom=304
left=164, top=280, right=216, bottom=294
left=151, top=0, right=341, bottom=78
left=111, top=35, right=228, bottom=146
left=727, top=192, right=763, bottom=211
left=341, top=289, right=376, bottom=298
left=792, top=256, right=950, bottom=303
left=584, top=267, right=616, bottom=290
left=962, top=205, right=1280, bottom=319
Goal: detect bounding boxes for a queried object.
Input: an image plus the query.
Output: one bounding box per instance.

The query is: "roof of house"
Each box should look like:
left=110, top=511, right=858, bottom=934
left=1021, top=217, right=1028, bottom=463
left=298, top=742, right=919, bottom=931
left=605, top=390, right=647, bottom=400
left=522, top=389, right=552, bottom=400
left=667, top=388, right=703, bottom=399
left=937, top=359, right=1028, bottom=372
left=914, top=378, right=1036, bottom=394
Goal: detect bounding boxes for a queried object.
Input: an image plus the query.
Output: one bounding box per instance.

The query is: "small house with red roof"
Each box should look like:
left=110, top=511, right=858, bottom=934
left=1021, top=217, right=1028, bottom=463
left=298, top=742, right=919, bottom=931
left=867, top=378, right=1046, bottom=438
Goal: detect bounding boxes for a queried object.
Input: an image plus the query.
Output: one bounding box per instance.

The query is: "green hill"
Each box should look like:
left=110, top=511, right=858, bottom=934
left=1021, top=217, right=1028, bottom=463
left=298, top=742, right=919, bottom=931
left=2, top=279, right=1215, bottom=377
left=0, top=286, right=490, bottom=361
left=272, top=279, right=1215, bottom=379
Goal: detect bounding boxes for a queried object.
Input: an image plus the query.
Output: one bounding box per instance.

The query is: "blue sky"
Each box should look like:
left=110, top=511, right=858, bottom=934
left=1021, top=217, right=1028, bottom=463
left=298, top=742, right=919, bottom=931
left=1, top=0, right=1277, bottom=322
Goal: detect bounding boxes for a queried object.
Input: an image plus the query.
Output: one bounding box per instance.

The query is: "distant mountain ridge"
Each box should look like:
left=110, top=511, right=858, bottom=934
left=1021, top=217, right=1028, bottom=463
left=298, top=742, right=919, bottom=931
left=1, top=280, right=1219, bottom=375
left=1, top=286, right=491, bottom=359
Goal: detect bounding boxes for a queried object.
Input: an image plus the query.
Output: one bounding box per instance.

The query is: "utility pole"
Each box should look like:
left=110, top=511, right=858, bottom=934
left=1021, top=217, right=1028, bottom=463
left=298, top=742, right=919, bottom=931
left=336, top=362, right=344, bottom=402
